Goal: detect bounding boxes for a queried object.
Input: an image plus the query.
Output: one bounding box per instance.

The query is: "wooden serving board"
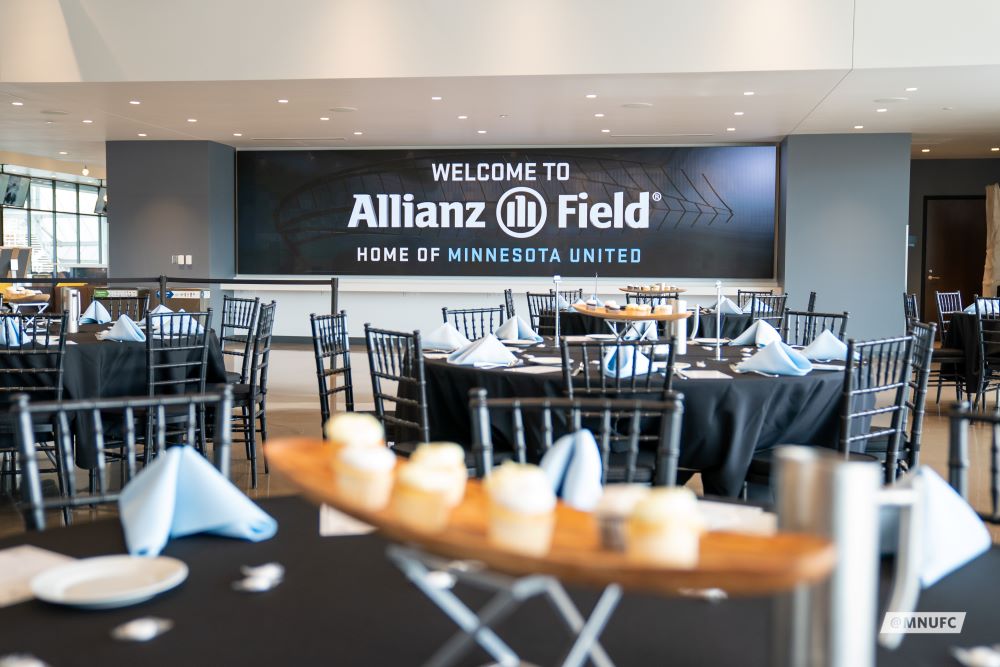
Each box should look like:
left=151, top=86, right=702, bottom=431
left=572, top=305, right=693, bottom=322
left=266, top=437, right=834, bottom=596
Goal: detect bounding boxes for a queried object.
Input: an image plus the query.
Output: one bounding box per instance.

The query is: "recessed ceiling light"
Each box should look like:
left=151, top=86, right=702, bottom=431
left=477, top=130, right=487, bottom=134
left=319, top=116, right=330, bottom=121
left=905, top=87, right=918, bottom=92
left=431, top=96, right=442, bottom=101
left=233, top=132, right=243, bottom=137
left=498, top=114, right=509, bottom=119
left=942, top=106, right=954, bottom=111
left=743, top=91, right=755, bottom=96
left=585, top=94, right=597, bottom=99
left=594, top=113, right=605, bottom=118
left=277, top=99, right=289, bottom=104
left=353, top=131, right=363, bottom=135
left=82, top=119, right=93, bottom=123
left=726, top=127, right=736, bottom=132
left=921, top=148, right=931, bottom=153
left=187, top=118, right=197, bottom=123
left=854, top=125, right=864, bottom=129
left=876, top=108, right=888, bottom=113
left=58, top=151, right=68, bottom=155
left=991, top=147, right=999, bottom=152
left=129, top=100, right=141, bottom=105
left=10, top=101, right=23, bottom=106
left=81, top=166, right=89, bottom=176
left=137, top=133, right=147, bottom=137
left=733, top=111, right=744, bottom=116
left=601, top=129, right=611, bottom=133
left=457, top=115, right=468, bottom=120
left=45, top=121, right=54, bottom=124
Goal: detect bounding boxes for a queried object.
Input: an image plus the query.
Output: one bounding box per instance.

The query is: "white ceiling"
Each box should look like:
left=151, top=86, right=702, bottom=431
left=0, top=0, right=997, bottom=172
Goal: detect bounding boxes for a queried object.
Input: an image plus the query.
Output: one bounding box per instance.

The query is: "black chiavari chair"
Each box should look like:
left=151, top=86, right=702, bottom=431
left=561, top=338, right=676, bottom=397
left=972, top=295, right=1000, bottom=410
left=503, top=289, right=516, bottom=319
left=737, top=289, right=773, bottom=310
left=228, top=301, right=276, bottom=487
left=96, top=294, right=150, bottom=321
left=948, top=401, right=1000, bottom=525
left=441, top=305, right=506, bottom=340
left=903, top=293, right=919, bottom=332
left=468, top=388, right=684, bottom=486
left=311, top=311, right=355, bottom=432
left=14, top=389, right=233, bottom=531
left=748, top=294, right=788, bottom=330
left=550, top=288, right=584, bottom=304
left=807, top=291, right=817, bottom=313
left=526, top=292, right=557, bottom=336
left=780, top=310, right=849, bottom=346
left=935, top=290, right=964, bottom=341
left=364, top=324, right=430, bottom=451
left=221, top=295, right=259, bottom=384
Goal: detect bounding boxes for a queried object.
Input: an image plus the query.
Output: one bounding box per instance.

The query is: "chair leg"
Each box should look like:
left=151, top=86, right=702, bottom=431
left=258, top=399, right=269, bottom=475
left=246, top=404, right=258, bottom=488
left=241, top=405, right=251, bottom=459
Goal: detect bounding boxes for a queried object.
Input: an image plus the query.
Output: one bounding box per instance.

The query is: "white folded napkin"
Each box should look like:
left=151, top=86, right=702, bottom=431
left=801, top=329, right=848, bottom=361
left=0, top=318, right=21, bottom=347
left=149, top=304, right=173, bottom=316
left=495, top=315, right=543, bottom=342
left=119, top=446, right=277, bottom=556
left=79, top=300, right=112, bottom=325
left=736, top=341, right=813, bottom=376
left=602, top=345, right=653, bottom=377
left=100, top=314, right=146, bottom=342
left=624, top=320, right=658, bottom=341
left=730, top=320, right=782, bottom=347
left=965, top=298, right=999, bottom=315
left=447, top=334, right=517, bottom=366
left=555, top=294, right=572, bottom=311
left=422, top=322, right=471, bottom=351
left=149, top=309, right=204, bottom=336
left=711, top=297, right=743, bottom=315
left=540, top=429, right=603, bottom=511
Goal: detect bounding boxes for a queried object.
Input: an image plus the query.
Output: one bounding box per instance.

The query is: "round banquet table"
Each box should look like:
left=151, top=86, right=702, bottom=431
left=944, top=312, right=988, bottom=389
left=421, top=342, right=846, bottom=497
left=695, top=311, right=753, bottom=340
left=537, top=310, right=606, bottom=336
left=0, top=495, right=994, bottom=667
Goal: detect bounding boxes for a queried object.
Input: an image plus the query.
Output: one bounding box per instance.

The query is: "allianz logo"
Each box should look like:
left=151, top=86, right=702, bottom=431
left=347, top=187, right=652, bottom=238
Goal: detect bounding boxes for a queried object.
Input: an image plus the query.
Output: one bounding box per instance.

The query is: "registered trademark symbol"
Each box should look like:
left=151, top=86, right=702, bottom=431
left=652, top=192, right=662, bottom=202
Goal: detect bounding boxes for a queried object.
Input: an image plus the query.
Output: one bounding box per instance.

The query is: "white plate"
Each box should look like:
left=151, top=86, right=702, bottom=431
left=526, top=356, right=563, bottom=365
left=693, top=337, right=730, bottom=344
left=673, top=362, right=691, bottom=371
left=502, top=339, right=539, bottom=347
left=585, top=334, right=617, bottom=340
left=31, top=555, right=188, bottom=609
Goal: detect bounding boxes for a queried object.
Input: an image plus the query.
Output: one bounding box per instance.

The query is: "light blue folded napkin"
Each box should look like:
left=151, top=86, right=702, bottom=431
left=495, top=315, right=543, bottom=342
left=150, top=309, right=204, bottom=336
left=104, top=314, right=146, bottom=342
left=119, top=445, right=277, bottom=557
left=555, top=294, right=572, bottom=311
left=801, top=329, right=848, bottom=361
left=736, top=341, right=812, bottom=376
left=602, top=345, right=654, bottom=377
left=730, top=320, right=782, bottom=347
left=624, top=320, right=658, bottom=341
left=540, top=430, right=603, bottom=511
left=447, top=334, right=517, bottom=366
left=80, top=301, right=112, bottom=325
left=711, top=297, right=743, bottom=315
left=587, top=295, right=604, bottom=307
left=0, top=318, right=21, bottom=347
left=965, top=299, right=998, bottom=315
left=423, top=322, right=471, bottom=351
left=150, top=304, right=173, bottom=315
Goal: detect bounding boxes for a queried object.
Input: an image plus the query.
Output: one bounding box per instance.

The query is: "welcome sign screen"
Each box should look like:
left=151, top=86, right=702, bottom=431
left=236, top=146, right=777, bottom=278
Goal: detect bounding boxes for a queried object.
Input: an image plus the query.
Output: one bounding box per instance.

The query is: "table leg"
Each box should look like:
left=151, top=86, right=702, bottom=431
left=558, top=584, right=622, bottom=667
left=545, top=580, right=615, bottom=667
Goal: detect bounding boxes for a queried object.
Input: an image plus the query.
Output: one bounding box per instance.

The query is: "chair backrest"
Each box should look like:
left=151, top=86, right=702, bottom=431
left=781, top=310, right=849, bottom=346
left=221, top=295, right=260, bottom=383
left=840, top=335, right=914, bottom=483
left=503, top=289, right=515, bottom=319
left=807, top=291, right=817, bottom=313
left=14, top=388, right=233, bottom=531
left=0, top=312, right=68, bottom=411
left=145, top=310, right=213, bottom=397
left=550, top=288, right=584, bottom=303
left=947, top=401, right=1000, bottom=524
left=749, top=294, right=788, bottom=329
left=737, top=289, right=773, bottom=309
left=561, top=338, right=675, bottom=397
left=468, top=388, right=684, bottom=486
left=526, top=292, right=557, bottom=335
left=935, top=290, right=963, bottom=340
left=903, top=322, right=937, bottom=469
left=96, top=294, right=150, bottom=321
left=902, top=293, right=919, bottom=331
left=441, top=305, right=506, bottom=340
left=364, top=324, right=430, bottom=444
left=247, top=301, right=277, bottom=396
left=310, top=311, right=354, bottom=431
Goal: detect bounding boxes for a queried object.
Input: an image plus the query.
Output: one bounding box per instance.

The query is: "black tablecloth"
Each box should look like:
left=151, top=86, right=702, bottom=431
left=0, top=495, right=994, bottom=666
left=538, top=310, right=606, bottom=336
left=423, top=344, right=845, bottom=496
left=696, top=311, right=753, bottom=339
left=945, top=312, right=992, bottom=389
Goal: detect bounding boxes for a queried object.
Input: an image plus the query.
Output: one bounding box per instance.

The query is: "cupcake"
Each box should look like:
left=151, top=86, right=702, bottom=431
left=324, top=412, right=385, bottom=450
left=624, top=303, right=651, bottom=315
left=410, top=442, right=469, bottom=506
left=603, top=299, right=620, bottom=310
left=652, top=304, right=672, bottom=315
left=594, top=485, right=650, bottom=551
left=485, top=462, right=557, bottom=557
left=625, top=487, right=704, bottom=567
left=332, top=446, right=396, bottom=512
left=391, top=462, right=457, bottom=533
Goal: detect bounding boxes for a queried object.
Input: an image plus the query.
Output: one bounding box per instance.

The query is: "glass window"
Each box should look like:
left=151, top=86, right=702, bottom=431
left=79, top=215, right=101, bottom=263
left=28, top=179, right=52, bottom=211
left=2, top=208, right=28, bottom=247
left=54, top=181, right=78, bottom=213
left=79, top=185, right=99, bottom=215
left=56, top=213, right=78, bottom=265
left=29, top=211, right=54, bottom=274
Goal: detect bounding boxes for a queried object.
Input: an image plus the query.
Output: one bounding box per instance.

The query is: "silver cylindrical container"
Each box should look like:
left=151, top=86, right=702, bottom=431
left=770, top=446, right=881, bottom=667
left=63, top=287, right=80, bottom=333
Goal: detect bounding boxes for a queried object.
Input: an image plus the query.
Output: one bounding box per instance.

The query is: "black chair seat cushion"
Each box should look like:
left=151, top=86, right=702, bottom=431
left=932, top=348, right=964, bottom=361
left=225, top=370, right=242, bottom=384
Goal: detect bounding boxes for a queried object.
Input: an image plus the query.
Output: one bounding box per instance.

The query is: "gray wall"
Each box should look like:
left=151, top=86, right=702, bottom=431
left=106, top=140, right=235, bottom=313
left=780, top=133, right=912, bottom=339
left=907, top=158, right=1000, bottom=294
